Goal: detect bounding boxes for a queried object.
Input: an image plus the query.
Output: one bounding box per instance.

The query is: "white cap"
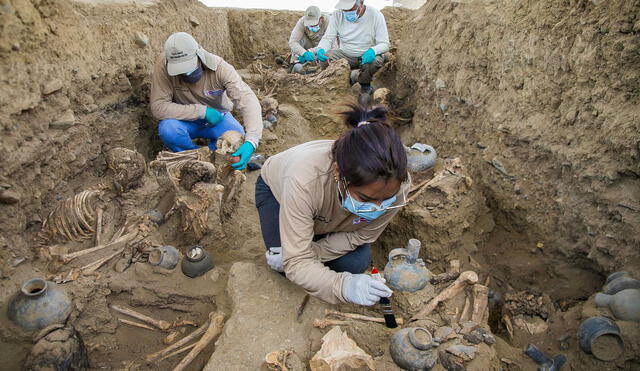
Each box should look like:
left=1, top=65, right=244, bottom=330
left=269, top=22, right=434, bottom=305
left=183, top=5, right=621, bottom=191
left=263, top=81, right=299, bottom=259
left=303, top=6, right=321, bottom=26
left=335, top=0, right=358, bottom=10
left=164, top=32, right=200, bottom=76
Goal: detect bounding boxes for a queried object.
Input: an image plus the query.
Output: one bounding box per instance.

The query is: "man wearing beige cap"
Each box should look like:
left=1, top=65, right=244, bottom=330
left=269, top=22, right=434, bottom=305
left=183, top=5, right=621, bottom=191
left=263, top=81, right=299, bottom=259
left=287, top=6, right=332, bottom=72
left=150, top=32, right=262, bottom=170
left=316, top=0, right=389, bottom=96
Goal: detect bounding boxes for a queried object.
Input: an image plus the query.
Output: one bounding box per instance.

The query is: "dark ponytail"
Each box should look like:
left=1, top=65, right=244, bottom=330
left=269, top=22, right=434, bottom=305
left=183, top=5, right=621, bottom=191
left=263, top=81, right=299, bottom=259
left=331, top=104, right=408, bottom=187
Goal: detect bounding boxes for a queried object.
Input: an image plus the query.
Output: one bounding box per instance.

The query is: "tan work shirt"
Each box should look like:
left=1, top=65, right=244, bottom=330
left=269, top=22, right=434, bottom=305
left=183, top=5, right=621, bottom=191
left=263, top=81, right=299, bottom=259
left=288, top=15, right=334, bottom=56
left=260, top=140, right=410, bottom=304
left=150, top=51, right=263, bottom=147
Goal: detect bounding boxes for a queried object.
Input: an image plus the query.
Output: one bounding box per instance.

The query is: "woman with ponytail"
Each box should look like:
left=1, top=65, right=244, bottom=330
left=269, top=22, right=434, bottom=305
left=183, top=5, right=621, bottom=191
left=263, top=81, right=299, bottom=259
left=255, top=104, right=410, bottom=306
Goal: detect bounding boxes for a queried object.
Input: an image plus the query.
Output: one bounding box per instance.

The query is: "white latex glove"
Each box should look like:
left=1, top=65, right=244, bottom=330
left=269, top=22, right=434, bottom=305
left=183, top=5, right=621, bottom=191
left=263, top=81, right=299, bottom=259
left=265, top=247, right=284, bottom=272
left=342, top=273, right=393, bottom=306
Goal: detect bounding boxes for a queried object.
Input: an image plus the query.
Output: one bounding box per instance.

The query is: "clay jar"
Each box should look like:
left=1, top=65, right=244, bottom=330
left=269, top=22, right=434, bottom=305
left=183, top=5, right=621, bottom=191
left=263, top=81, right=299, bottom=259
left=603, top=272, right=640, bottom=295
left=406, top=144, right=437, bottom=172
left=24, top=324, right=89, bottom=370
left=148, top=245, right=180, bottom=270
left=390, top=327, right=438, bottom=370
left=594, top=289, right=640, bottom=322
left=181, top=245, right=214, bottom=278
left=384, top=239, right=430, bottom=292
left=8, top=278, right=73, bottom=332
left=577, top=316, right=625, bottom=361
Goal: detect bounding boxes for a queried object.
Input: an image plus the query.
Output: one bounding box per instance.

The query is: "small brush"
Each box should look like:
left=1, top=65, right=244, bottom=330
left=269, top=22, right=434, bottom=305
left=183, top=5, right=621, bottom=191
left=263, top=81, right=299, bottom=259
left=371, top=267, right=398, bottom=328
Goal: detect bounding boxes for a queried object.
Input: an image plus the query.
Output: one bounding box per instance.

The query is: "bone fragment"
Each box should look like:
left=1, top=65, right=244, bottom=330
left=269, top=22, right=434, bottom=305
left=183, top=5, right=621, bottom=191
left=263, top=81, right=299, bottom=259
left=110, top=224, right=126, bottom=243
left=459, top=296, right=471, bottom=322
left=158, top=343, right=197, bottom=362
left=449, top=259, right=460, bottom=273
left=119, top=318, right=157, bottom=331
left=313, top=319, right=349, bottom=329
left=94, top=208, right=103, bottom=246
left=110, top=304, right=172, bottom=331
left=81, top=247, right=124, bottom=274
left=173, top=312, right=226, bottom=371
left=58, top=230, right=136, bottom=263
left=430, top=271, right=460, bottom=285
left=146, top=321, right=209, bottom=362
left=325, top=309, right=404, bottom=325
left=164, top=331, right=181, bottom=345
left=411, top=271, right=479, bottom=321
left=471, top=284, right=489, bottom=324
left=503, top=313, right=514, bottom=339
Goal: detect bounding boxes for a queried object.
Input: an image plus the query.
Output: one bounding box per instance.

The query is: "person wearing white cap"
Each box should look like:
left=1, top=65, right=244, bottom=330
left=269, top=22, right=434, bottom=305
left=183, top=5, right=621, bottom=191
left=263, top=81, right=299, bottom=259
left=287, top=6, right=332, bottom=73
left=150, top=32, right=262, bottom=170
left=315, top=0, right=390, bottom=95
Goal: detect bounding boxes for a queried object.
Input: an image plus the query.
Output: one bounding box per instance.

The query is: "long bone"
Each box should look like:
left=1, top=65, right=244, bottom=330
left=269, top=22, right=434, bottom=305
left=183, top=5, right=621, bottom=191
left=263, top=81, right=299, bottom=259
left=411, top=271, right=479, bottom=321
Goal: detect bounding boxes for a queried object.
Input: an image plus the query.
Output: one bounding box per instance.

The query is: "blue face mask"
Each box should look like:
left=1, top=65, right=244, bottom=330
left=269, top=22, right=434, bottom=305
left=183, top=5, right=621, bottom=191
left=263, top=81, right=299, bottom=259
left=343, top=9, right=358, bottom=23
left=342, top=192, right=397, bottom=221
left=180, top=65, right=203, bottom=84
left=307, top=25, right=320, bottom=32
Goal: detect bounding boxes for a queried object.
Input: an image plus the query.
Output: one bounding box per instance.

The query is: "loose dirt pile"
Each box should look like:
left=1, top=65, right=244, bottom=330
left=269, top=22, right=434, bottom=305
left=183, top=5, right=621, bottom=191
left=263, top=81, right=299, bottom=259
left=1, top=0, right=639, bottom=370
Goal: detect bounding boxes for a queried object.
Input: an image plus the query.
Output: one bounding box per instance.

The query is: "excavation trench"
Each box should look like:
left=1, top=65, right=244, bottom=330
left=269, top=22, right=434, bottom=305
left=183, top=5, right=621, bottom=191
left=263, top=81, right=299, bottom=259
left=1, top=0, right=639, bottom=370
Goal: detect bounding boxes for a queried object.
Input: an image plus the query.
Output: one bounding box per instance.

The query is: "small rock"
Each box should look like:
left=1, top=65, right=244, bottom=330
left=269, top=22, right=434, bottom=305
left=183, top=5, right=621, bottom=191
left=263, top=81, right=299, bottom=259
left=134, top=32, right=149, bottom=47
left=262, top=120, right=273, bottom=130
left=463, top=330, right=484, bottom=345
left=0, top=189, right=20, bottom=204
left=446, top=345, right=477, bottom=361
left=500, top=358, right=513, bottom=365
left=435, top=79, right=446, bottom=89
left=439, top=103, right=447, bottom=113
left=475, top=142, right=487, bottom=149
left=438, top=350, right=464, bottom=371
left=459, top=321, right=479, bottom=335
left=560, top=341, right=569, bottom=350
left=435, top=326, right=455, bottom=341
left=43, top=79, right=64, bottom=95
left=189, top=15, right=200, bottom=26
left=11, top=42, right=20, bottom=51
left=11, top=257, right=25, bottom=267
left=49, top=110, right=76, bottom=130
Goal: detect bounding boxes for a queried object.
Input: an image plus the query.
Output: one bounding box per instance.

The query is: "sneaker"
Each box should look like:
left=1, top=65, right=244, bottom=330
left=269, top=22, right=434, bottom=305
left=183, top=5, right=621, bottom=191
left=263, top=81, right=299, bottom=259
left=291, top=63, right=304, bottom=74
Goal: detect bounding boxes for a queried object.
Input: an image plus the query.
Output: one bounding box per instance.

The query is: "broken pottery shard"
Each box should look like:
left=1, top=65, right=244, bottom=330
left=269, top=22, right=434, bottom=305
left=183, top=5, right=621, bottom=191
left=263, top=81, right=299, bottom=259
left=134, top=31, right=149, bottom=47
left=43, top=79, right=64, bottom=95
left=463, top=330, right=484, bottom=344
left=0, top=189, right=20, bottom=204
left=439, top=350, right=465, bottom=371
left=446, top=344, right=477, bottom=361
left=434, top=326, right=455, bottom=341
left=49, top=110, right=76, bottom=130
left=309, top=326, right=375, bottom=371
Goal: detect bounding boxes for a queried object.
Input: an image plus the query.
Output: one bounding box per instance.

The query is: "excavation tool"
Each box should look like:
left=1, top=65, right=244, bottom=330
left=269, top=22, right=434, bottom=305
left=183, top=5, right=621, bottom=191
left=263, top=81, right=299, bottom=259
left=371, top=267, right=398, bottom=328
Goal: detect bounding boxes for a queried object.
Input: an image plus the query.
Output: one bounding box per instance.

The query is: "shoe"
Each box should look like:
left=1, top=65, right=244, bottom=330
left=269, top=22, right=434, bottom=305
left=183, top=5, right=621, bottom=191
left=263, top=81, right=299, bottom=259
left=292, top=63, right=304, bottom=74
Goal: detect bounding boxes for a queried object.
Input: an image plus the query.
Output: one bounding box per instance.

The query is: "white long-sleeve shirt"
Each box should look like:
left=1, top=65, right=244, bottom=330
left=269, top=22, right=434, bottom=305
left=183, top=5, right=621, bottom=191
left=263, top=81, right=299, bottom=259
left=317, top=6, right=389, bottom=59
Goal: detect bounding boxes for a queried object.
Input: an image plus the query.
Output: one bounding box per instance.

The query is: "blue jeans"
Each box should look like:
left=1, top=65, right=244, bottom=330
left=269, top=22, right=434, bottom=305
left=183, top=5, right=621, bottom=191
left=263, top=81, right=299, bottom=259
left=255, top=175, right=371, bottom=274
left=157, top=113, right=245, bottom=152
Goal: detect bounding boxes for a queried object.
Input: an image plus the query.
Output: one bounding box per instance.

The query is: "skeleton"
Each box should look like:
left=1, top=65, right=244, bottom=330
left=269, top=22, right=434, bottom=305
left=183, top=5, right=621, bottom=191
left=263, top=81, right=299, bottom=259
left=40, top=190, right=103, bottom=243
left=411, top=271, right=479, bottom=321
left=174, top=183, right=224, bottom=241
left=106, top=147, right=146, bottom=192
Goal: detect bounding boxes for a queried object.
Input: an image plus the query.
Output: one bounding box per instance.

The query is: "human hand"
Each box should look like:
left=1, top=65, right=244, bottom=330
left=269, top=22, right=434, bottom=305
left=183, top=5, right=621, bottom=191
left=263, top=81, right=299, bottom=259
left=265, top=247, right=284, bottom=272
left=342, top=273, right=392, bottom=306
left=231, top=141, right=255, bottom=170
left=302, top=50, right=315, bottom=62
left=205, top=107, right=223, bottom=126
left=361, top=48, right=376, bottom=65
left=316, top=48, right=328, bottom=62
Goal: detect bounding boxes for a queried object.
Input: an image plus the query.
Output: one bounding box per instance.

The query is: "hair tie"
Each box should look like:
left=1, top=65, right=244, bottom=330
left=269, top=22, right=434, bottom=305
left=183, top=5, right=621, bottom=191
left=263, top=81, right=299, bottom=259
left=357, top=121, right=369, bottom=128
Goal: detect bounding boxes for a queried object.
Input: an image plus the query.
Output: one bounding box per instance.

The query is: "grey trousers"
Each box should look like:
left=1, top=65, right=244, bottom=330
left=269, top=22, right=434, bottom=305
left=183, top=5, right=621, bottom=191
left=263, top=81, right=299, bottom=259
left=320, top=49, right=387, bottom=85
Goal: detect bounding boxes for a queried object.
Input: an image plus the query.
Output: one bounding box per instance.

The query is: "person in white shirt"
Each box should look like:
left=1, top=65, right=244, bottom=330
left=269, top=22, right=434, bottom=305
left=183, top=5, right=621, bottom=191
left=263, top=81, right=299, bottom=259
left=315, top=0, right=390, bottom=95
left=288, top=6, right=331, bottom=73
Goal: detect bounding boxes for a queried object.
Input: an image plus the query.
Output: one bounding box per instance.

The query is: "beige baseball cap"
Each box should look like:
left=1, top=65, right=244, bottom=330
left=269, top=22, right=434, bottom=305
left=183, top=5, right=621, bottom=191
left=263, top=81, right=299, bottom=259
left=303, top=6, right=321, bottom=26
left=335, top=0, right=357, bottom=10
left=164, top=32, right=200, bottom=76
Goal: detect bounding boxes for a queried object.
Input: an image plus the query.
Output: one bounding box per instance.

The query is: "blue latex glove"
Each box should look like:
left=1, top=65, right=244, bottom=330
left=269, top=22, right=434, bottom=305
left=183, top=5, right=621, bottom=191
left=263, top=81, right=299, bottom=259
left=231, top=141, right=255, bottom=170
left=342, top=273, right=392, bottom=306
left=302, top=50, right=315, bottom=62
left=316, top=48, right=328, bottom=62
left=361, top=48, right=376, bottom=65
left=205, top=107, right=223, bottom=126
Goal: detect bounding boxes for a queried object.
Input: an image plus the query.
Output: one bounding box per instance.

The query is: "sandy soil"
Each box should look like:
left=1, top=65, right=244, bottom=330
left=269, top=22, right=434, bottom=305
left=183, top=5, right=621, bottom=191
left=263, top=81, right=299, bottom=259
left=1, top=0, right=639, bottom=370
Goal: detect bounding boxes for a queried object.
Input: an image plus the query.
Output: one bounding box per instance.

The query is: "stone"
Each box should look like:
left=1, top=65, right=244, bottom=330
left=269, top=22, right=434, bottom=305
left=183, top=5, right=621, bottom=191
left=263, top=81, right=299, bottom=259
left=49, top=110, right=76, bottom=130
left=204, top=262, right=329, bottom=370
left=189, top=15, right=200, bottom=26
left=438, top=350, right=465, bottom=371
left=435, top=326, right=456, bottom=341
left=134, top=32, right=149, bottom=47
left=446, top=344, right=477, bottom=361
left=463, top=330, right=484, bottom=344
left=439, top=102, right=447, bottom=113
left=11, top=42, right=20, bottom=51
left=0, top=189, right=20, bottom=204
left=43, top=79, right=64, bottom=95
left=263, top=130, right=278, bottom=142
left=435, top=79, right=446, bottom=89
left=459, top=321, right=479, bottom=335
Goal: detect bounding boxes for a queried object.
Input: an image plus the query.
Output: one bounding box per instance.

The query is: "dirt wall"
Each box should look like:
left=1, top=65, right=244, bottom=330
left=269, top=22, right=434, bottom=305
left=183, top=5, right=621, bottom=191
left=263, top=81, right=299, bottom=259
left=390, top=0, right=640, bottom=283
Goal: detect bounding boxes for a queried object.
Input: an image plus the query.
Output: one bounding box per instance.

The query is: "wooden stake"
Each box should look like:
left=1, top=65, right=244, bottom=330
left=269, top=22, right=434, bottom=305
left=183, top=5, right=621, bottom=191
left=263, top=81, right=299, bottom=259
left=173, top=312, right=226, bottom=371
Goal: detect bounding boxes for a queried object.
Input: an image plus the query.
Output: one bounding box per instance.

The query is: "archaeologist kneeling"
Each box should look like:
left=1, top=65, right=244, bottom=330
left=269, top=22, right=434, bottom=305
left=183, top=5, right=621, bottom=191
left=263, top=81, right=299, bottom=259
left=150, top=32, right=262, bottom=170
left=288, top=5, right=332, bottom=73
left=255, top=104, right=410, bottom=305
left=315, top=0, right=389, bottom=96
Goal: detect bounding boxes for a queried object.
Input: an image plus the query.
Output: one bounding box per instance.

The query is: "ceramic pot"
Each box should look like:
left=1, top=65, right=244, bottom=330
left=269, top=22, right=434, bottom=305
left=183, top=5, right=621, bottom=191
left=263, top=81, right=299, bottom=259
left=595, top=289, right=640, bottom=322
left=181, top=245, right=214, bottom=278
left=144, top=209, right=164, bottom=225
left=148, top=245, right=180, bottom=270
left=24, top=324, right=89, bottom=370
left=603, top=272, right=640, bottom=295
left=384, top=239, right=430, bottom=292
left=7, top=278, right=73, bottom=332
left=577, top=316, right=625, bottom=361
left=390, top=327, right=438, bottom=370
left=406, top=144, right=437, bottom=172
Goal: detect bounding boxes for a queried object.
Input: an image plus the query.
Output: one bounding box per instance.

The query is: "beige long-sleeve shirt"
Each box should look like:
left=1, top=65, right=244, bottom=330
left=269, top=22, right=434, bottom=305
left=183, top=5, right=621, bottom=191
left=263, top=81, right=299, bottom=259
left=288, top=15, right=332, bottom=56
left=149, top=51, right=263, bottom=147
left=260, top=140, right=410, bottom=304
